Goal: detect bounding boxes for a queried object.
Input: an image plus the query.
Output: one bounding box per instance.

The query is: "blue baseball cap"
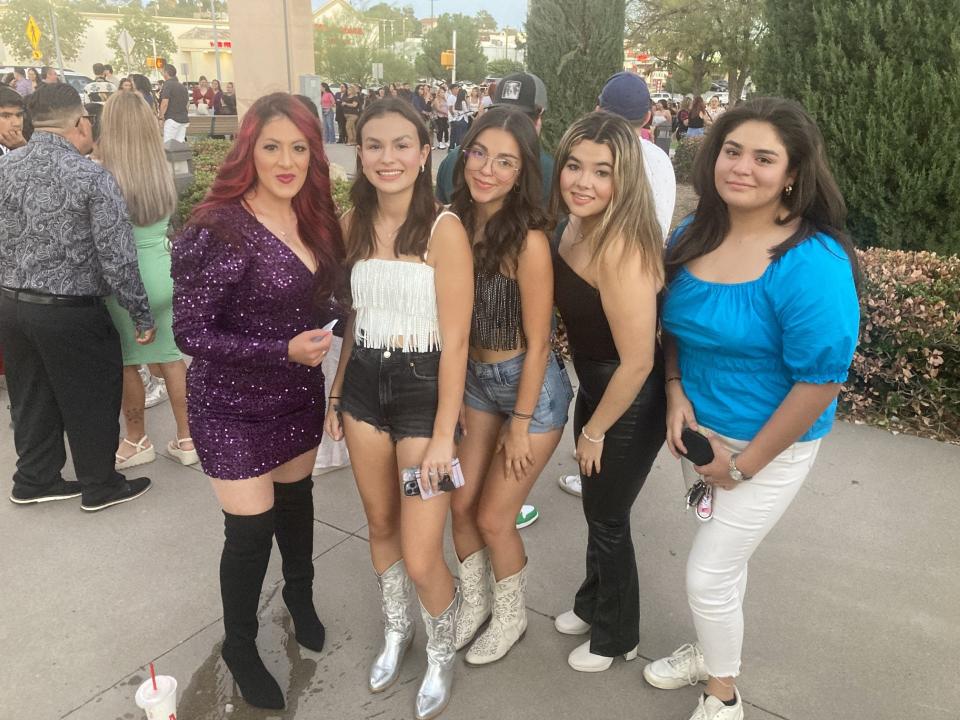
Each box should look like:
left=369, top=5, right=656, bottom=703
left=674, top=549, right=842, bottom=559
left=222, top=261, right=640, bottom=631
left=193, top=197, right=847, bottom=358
left=598, top=72, right=652, bottom=122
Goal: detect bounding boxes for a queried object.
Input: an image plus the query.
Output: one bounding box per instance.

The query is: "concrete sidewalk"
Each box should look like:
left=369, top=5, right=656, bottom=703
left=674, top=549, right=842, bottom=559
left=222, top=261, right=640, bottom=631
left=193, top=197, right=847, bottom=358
left=1, top=375, right=958, bottom=720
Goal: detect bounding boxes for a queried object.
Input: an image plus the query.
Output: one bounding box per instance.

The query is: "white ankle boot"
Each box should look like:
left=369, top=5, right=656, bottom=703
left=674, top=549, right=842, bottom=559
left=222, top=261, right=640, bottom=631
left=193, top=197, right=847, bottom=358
left=567, top=639, right=638, bottom=672
left=454, top=548, right=491, bottom=650
left=464, top=561, right=527, bottom=665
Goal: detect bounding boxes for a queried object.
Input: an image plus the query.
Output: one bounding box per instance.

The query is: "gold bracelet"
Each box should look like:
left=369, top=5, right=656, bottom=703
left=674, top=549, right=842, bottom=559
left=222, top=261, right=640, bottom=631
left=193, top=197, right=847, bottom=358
left=580, top=427, right=605, bottom=443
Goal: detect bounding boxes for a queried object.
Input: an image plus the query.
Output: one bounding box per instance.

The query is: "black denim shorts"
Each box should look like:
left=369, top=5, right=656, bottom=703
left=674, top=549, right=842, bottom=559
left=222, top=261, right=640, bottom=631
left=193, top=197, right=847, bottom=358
left=340, top=345, right=444, bottom=442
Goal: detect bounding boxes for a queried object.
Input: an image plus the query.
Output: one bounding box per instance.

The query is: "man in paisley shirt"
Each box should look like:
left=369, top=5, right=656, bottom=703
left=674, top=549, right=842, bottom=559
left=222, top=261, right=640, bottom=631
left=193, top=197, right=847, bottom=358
left=0, top=83, right=157, bottom=512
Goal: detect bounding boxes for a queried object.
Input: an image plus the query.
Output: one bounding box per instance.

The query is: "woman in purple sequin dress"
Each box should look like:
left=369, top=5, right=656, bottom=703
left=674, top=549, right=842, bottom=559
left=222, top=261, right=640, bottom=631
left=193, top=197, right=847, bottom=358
left=171, top=94, right=344, bottom=711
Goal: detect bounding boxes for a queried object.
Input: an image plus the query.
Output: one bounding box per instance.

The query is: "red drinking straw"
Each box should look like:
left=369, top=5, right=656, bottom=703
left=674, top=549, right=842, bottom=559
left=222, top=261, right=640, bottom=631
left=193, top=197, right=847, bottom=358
left=149, top=662, right=158, bottom=692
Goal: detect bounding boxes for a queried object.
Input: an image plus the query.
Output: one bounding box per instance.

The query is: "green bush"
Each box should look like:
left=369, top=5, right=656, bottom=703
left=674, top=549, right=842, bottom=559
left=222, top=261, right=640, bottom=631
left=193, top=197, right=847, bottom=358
left=755, top=0, right=960, bottom=254
left=841, top=248, right=960, bottom=442
left=671, top=135, right=705, bottom=184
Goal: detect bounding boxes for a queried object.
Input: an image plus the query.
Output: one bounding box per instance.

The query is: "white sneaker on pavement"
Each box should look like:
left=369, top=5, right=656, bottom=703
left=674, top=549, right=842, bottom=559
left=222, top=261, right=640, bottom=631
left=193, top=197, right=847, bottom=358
left=553, top=610, right=590, bottom=635
left=643, top=642, right=710, bottom=689
left=688, top=689, right=743, bottom=720
left=557, top=474, right=582, bottom=497
left=144, top=377, right=168, bottom=408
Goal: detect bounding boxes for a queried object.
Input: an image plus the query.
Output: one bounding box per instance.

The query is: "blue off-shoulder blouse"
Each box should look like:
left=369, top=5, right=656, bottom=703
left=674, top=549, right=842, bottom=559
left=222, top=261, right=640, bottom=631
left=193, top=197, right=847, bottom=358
left=661, top=229, right=860, bottom=442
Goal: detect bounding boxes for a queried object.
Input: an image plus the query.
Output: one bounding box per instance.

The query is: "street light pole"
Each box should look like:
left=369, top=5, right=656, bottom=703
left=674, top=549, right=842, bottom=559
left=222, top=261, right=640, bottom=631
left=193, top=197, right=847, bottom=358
left=209, top=0, right=222, bottom=81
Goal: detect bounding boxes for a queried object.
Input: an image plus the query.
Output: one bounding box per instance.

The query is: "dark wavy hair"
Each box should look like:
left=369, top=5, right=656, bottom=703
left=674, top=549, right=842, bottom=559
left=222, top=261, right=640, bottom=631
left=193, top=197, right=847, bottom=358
left=188, top=92, right=344, bottom=301
left=450, top=107, right=548, bottom=274
left=347, top=97, right=436, bottom=264
left=667, top=96, right=861, bottom=291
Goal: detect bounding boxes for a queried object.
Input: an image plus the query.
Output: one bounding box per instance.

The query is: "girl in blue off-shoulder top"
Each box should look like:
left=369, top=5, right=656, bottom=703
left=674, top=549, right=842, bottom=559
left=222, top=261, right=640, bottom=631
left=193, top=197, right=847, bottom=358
left=644, top=98, right=860, bottom=720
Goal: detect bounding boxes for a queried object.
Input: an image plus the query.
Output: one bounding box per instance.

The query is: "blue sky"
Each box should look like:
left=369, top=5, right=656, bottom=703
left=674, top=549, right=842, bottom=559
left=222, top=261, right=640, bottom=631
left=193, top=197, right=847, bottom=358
left=315, top=0, right=529, bottom=31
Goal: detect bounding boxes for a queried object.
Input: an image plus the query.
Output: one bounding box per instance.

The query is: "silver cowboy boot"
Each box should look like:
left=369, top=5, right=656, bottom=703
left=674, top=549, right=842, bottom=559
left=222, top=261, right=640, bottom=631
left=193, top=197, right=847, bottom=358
left=369, top=559, right=416, bottom=693
left=454, top=547, right=492, bottom=650
left=465, top=560, right=527, bottom=665
left=415, top=589, right=460, bottom=720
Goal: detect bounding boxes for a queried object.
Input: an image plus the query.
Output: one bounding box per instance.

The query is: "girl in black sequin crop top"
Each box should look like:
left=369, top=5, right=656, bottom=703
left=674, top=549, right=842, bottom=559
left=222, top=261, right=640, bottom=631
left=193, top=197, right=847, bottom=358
left=447, top=107, right=574, bottom=665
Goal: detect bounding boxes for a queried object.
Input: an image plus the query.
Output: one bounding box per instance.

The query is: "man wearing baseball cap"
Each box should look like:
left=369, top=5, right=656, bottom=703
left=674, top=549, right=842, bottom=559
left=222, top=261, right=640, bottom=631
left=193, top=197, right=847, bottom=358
left=436, top=71, right=555, bottom=207
left=556, top=71, right=678, bottom=500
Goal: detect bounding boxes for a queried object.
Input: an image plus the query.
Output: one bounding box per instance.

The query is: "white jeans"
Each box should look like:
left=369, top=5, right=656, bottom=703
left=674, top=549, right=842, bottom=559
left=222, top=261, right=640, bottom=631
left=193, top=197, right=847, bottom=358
left=682, top=431, right=821, bottom=678
left=163, top=119, right=188, bottom=143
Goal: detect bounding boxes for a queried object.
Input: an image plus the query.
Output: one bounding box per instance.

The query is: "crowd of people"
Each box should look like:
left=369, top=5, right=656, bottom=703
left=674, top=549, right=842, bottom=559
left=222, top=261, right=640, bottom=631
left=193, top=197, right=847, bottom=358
left=0, top=67, right=860, bottom=720
left=321, top=79, right=495, bottom=150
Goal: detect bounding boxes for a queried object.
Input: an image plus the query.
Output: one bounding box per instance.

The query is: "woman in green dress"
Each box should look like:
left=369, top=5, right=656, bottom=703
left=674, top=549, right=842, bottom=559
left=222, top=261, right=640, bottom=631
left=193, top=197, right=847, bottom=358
left=99, top=91, right=197, bottom=468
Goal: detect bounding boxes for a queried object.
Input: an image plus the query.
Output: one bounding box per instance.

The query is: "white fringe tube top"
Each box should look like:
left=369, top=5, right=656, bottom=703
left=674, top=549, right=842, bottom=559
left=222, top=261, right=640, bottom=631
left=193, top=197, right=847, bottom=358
left=351, top=259, right=441, bottom=352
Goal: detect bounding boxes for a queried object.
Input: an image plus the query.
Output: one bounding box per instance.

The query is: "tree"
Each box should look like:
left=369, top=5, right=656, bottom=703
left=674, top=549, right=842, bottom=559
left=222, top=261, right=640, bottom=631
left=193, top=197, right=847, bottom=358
left=143, top=0, right=228, bottom=18
left=626, top=0, right=764, bottom=100
left=106, top=8, right=178, bottom=75
left=0, top=0, right=90, bottom=63
left=415, top=13, right=487, bottom=83
left=363, top=3, right=420, bottom=43
left=526, top=0, right=625, bottom=150
left=315, top=24, right=414, bottom=85
left=475, top=10, right=498, bottom=34
left=754, top=0, right=960, bottom=254
left=486, top=58, right=525, bottom=77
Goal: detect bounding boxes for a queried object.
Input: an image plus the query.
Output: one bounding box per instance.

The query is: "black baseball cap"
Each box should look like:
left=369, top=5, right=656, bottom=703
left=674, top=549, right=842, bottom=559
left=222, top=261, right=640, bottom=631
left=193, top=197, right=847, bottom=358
left=491, top=72, right=548, bottom=115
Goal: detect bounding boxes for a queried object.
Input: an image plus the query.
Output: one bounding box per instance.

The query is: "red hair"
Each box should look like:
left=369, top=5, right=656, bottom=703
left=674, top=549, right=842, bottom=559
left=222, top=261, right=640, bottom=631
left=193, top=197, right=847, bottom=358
left=190, top=92, right=344, bottom=298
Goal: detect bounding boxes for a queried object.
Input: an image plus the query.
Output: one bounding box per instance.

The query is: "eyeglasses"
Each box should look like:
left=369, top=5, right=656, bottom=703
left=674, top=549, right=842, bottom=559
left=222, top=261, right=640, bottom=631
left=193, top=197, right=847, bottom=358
left=464, top=147, right=520, bottom=181
left=75, top=113, right=92, bottom=128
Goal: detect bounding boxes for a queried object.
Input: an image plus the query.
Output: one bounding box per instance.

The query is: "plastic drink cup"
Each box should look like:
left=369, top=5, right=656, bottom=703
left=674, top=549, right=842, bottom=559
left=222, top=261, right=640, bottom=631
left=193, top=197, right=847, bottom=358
left=135, top=675, right=178, bottom=720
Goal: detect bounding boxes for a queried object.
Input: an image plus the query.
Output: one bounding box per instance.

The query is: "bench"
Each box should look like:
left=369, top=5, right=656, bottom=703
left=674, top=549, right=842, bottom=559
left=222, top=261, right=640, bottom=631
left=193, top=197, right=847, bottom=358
left=185, top=114, right=239, bottom=140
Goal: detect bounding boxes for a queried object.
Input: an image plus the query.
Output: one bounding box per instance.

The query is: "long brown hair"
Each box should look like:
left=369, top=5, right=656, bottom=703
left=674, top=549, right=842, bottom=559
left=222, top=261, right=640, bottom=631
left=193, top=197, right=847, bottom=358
left=98, top=91, right=178, bottom=227
left=346, top=98, right=436, bottom=264
left=666, top=96, right=861, bottom=291
left=450, top=107, right=549, bottom=275
left=549, top=111, right=664, bottom=285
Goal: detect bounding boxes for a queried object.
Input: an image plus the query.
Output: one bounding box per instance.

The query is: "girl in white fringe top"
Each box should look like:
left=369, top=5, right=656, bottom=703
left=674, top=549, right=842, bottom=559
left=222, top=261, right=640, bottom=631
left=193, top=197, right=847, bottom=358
left=324, top=98, right=473, bottom=720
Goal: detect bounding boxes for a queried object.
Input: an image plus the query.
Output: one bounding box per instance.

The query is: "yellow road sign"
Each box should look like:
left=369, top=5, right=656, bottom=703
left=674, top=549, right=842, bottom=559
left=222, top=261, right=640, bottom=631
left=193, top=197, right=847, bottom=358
left=26, top=16, right=41, bottom=50
left=32, top=49, right=42, bottom=60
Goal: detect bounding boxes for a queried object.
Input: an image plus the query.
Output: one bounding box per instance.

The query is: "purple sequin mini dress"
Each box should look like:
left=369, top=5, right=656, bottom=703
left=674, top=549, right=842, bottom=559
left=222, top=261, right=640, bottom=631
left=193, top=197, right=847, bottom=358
left=171, top=203, right=332, bottom=480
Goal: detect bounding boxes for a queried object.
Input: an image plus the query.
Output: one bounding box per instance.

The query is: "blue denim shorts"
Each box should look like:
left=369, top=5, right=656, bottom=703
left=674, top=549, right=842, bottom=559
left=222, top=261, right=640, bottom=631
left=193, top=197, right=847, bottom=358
left=464, top=351, right=574, bottom=433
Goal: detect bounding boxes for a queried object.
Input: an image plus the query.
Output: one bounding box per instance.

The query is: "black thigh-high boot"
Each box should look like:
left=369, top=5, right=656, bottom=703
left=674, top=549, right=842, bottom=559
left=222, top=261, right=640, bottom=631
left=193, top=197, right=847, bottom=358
left=220, top=508, right=284, bottom=710
left=274, top=476, right=325, bottom=651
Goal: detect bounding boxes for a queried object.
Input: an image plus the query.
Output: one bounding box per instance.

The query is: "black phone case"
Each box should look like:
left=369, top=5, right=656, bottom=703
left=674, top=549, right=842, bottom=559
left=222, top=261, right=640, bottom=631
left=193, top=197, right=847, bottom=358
left=681, top=428, right=715, bottom=466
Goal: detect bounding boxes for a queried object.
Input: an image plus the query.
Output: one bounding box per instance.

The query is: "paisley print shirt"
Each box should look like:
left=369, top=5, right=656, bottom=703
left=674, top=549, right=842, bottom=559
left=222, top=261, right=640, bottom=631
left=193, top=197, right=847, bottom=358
left=0, top=131, right=153, bottom=329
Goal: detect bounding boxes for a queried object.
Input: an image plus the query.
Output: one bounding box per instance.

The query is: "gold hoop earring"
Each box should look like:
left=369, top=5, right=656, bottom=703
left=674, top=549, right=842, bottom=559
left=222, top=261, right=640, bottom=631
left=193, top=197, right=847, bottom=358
left=785, top=184, right=793, bottom=196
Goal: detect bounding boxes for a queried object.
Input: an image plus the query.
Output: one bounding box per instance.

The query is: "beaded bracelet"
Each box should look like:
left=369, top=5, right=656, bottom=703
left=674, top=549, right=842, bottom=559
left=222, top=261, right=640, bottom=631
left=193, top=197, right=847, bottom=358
left=580, top=427, right=605, bottom=443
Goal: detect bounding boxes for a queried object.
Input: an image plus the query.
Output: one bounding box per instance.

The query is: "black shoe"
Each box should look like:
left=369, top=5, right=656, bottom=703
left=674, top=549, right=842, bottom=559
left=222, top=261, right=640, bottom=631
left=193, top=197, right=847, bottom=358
left=80, top=477, right=151, bottom=512
left=9, top=479, right=82, bottom=505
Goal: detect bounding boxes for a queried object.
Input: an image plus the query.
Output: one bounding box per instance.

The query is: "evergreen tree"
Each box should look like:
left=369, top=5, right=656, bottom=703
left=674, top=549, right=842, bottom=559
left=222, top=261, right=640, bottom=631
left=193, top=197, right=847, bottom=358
left=527, top=0, right=626, bottom=150
left=416, top=14, right=487, bottom=83
left=107, top=8, right=178, bottom=75
left=755, top=0, right=960, bottom=254
left=0, top=0, right=90, bottom=63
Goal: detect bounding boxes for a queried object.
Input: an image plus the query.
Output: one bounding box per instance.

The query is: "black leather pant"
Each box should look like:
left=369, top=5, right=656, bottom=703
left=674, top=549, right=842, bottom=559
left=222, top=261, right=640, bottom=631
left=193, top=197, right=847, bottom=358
left=572, top=355, right=666, bottom=656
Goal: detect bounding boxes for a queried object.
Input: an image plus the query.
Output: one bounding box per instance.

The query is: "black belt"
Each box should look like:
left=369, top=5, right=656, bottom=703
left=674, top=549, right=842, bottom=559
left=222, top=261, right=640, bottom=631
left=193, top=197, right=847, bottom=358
left=0, top=287, right=101, bottom=307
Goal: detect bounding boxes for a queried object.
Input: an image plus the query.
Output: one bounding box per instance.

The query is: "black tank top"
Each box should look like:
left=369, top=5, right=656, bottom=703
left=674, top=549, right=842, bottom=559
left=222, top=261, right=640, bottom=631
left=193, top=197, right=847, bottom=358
left=552, top=239, right=619, bottom=362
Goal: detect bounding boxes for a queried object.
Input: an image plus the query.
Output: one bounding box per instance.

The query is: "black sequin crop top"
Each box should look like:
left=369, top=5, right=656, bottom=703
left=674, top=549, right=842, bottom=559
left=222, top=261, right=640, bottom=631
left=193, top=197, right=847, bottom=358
left=470, top=270, right=525, bottom=350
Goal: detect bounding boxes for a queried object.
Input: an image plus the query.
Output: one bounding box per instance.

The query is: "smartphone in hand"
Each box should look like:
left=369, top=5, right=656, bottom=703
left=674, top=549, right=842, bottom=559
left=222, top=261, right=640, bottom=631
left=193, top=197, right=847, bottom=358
left=680, top=428, right=714, bottom=466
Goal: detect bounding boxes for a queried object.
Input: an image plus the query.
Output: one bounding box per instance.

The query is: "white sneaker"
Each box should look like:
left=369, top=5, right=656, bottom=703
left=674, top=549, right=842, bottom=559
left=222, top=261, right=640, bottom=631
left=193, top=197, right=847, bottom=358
left=554, top=610, right=590, bottom=635
left=688, top=689, right=743, bottom=720
left=144, top=377, right=168, bottom=408
left=567, top=639, right=637, bottom=672
left=557, top=474, right=582, bottom=497
left=643, top=642, right=710, bottom=689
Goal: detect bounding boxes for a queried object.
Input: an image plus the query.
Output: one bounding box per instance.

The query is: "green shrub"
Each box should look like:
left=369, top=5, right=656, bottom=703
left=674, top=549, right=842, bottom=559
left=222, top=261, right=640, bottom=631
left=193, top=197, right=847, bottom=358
left=841, top=249, right=960, bottom=442
left=671, top=135, right=704, bottom=184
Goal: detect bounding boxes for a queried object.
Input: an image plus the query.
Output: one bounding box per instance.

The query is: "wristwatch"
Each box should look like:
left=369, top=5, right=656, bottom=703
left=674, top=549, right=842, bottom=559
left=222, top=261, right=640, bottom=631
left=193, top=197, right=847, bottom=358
left=728, top=453, right=752, bottom=482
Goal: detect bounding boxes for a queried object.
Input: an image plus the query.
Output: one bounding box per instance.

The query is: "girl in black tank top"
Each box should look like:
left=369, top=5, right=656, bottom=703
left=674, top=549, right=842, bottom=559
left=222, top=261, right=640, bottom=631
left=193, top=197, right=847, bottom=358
left=447, top=107, right=574, bottom=666
left=549, top=112, right=667, bottom=672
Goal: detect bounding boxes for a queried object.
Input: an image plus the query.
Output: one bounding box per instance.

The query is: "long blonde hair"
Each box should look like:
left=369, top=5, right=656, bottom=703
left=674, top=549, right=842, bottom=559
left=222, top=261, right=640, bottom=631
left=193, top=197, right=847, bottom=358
left=98, top=92, right=178, bottom=227
left=550, top=111, right=664, bottom=285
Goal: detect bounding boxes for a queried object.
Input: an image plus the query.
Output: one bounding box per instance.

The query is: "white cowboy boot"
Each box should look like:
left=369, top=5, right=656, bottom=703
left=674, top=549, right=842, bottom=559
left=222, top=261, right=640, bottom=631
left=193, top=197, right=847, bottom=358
left=454, top=547, right=491, bottom=650
left=464, top=560, right=527, bottom=665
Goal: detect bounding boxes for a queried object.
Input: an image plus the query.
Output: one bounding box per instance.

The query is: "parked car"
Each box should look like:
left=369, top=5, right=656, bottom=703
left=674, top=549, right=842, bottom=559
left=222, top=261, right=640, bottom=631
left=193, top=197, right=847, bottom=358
left=650, top=91, right=673, bottom=104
